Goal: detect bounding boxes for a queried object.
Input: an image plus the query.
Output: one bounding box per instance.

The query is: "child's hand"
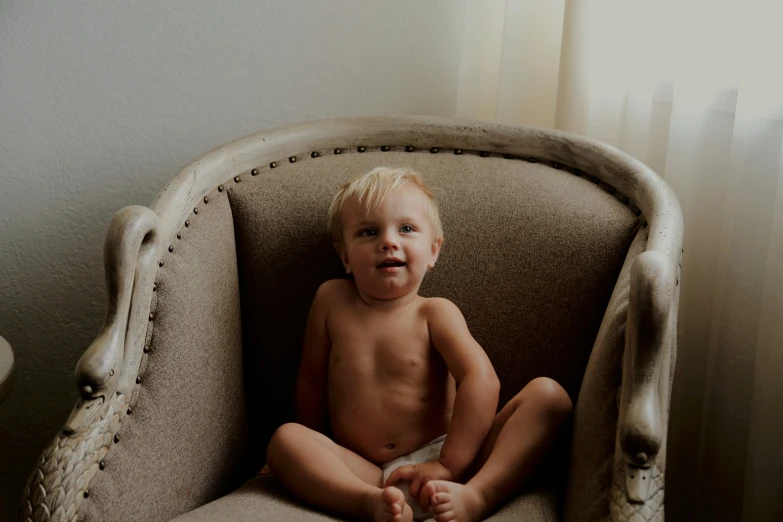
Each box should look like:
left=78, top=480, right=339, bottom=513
left=384, top=459, right=454, bottom=512
left=256, top=464, right=272, bottom=477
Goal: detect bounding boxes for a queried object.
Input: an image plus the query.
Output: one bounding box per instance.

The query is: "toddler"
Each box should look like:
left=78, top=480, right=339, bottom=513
left=264, top=167, right=572, bottom=522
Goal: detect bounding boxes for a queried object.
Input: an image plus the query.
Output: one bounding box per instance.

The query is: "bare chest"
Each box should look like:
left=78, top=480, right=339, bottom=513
left=328, top=311, right=433, bottom=379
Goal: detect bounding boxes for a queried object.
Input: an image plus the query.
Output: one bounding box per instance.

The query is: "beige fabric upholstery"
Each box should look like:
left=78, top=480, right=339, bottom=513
left=80, top=195, right=252, bottom=522
left=170, top=477, right=559, bottom=522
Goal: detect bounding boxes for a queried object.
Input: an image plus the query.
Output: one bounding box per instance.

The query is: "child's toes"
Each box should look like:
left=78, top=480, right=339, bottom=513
left=434, top=510, right=456, bottom=522
left=381, top=486, right=409, bottom=520
left=433, top=498, right=453, bottom=514
left=432, top=492, right=451, bottom=507
left=382, top=487, right=404, bottom=512
left=423, top=482, right=445, bottom=503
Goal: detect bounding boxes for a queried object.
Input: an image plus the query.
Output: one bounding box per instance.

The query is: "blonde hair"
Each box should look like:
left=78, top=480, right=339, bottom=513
left=327, top=167, right=443, bottom=244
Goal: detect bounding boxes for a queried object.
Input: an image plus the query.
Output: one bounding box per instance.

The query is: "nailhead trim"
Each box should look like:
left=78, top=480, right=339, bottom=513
left=211, top=146, right=641, bottom=229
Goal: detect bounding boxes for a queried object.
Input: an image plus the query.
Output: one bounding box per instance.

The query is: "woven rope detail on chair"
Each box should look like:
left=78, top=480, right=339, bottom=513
left=20, top=393, right=126, bottom=522
left=609, top=462, right=665, bottom=522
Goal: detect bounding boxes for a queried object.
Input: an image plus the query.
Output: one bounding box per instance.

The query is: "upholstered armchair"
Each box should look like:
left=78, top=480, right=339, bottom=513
left=20, top=116, right=682, bottom=522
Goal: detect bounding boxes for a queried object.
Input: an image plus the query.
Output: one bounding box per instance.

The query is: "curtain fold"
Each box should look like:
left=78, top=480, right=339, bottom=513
left=455, top=2, right=783, bottom=520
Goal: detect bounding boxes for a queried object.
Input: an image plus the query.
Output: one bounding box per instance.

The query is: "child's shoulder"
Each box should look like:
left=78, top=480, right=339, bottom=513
left=419, top=296, right=463, bottom=321
left=314, top=278, right=354, bottom=303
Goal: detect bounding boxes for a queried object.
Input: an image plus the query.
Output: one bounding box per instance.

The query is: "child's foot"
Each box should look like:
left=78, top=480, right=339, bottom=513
left=366, top=486, right=413, bottom=522
left=421, top=481, right=488, bottom=522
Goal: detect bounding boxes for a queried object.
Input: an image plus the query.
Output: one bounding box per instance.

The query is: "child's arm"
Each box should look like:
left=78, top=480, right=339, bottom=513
left=385, top=298, right=499, bottom=500
left=428, top=298, right=500, bottom=479
left=295, top=282, right=333, bottom=433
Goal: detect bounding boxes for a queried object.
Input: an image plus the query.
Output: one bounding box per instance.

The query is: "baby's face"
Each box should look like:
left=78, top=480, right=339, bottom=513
left=338, top=183, right=442, bottom=301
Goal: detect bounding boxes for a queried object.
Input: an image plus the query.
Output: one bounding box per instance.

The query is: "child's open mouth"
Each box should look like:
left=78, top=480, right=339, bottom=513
left=377, top=259, right=406, bottom=272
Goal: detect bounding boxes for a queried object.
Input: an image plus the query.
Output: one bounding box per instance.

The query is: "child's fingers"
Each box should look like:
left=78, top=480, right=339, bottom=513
left=410, top=476, right=423, bottom=499
left=386, top=465, right=410, bottom=486
left=419, top=486, right=432, bottom=512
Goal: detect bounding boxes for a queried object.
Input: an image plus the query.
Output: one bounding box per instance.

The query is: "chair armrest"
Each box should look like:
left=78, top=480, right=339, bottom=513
left=20, top=206, right=162, bottom=522
left=610, top=250, right=678, bottom=521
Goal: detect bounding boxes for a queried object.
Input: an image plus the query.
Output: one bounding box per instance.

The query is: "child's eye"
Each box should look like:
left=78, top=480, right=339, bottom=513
left=359, top=228, right=377, bottom=237
left=400, top=225, right=414, bottom=233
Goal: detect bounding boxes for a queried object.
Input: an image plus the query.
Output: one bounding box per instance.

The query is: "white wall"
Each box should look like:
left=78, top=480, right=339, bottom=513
left=0, top=1, right=468, bottom=516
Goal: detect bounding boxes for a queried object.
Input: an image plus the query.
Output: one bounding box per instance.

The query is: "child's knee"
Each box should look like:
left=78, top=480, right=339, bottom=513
left=267, top=422, right=305, bottom=457
left=528, top=377, right=572, bottom=421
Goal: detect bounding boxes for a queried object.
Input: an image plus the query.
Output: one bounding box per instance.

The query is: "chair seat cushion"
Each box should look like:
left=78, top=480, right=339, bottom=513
left=169, top=476, right=559, bottom=522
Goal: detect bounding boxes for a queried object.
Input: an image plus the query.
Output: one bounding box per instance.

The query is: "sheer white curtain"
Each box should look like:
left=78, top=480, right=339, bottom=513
left=455, top=1, right=783, bottom=520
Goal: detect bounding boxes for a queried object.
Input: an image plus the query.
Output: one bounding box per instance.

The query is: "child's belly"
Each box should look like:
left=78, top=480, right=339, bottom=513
left=328, top=360, right=455, bottom=464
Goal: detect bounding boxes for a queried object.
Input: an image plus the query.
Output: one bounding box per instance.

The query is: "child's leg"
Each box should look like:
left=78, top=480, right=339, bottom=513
left=422, top=377, right=572, bottom=522
left=266, top=422, right=413, bottom=522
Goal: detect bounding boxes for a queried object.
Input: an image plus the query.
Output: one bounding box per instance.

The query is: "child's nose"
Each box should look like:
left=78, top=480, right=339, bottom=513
left=380, top=233, right=400, bottom=251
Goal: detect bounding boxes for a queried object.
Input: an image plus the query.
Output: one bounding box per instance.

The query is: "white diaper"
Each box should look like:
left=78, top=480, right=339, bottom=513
left=381, top=435, right=446, bottom=522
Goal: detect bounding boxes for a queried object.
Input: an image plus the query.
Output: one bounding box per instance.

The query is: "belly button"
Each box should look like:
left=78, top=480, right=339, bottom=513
left=385, top=443, right=396, bottom=450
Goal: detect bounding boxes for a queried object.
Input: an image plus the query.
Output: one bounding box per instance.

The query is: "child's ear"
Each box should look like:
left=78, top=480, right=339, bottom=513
left=428, top=236, right=444, bottom=268
left=335, top=242, right=351, bottom=274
